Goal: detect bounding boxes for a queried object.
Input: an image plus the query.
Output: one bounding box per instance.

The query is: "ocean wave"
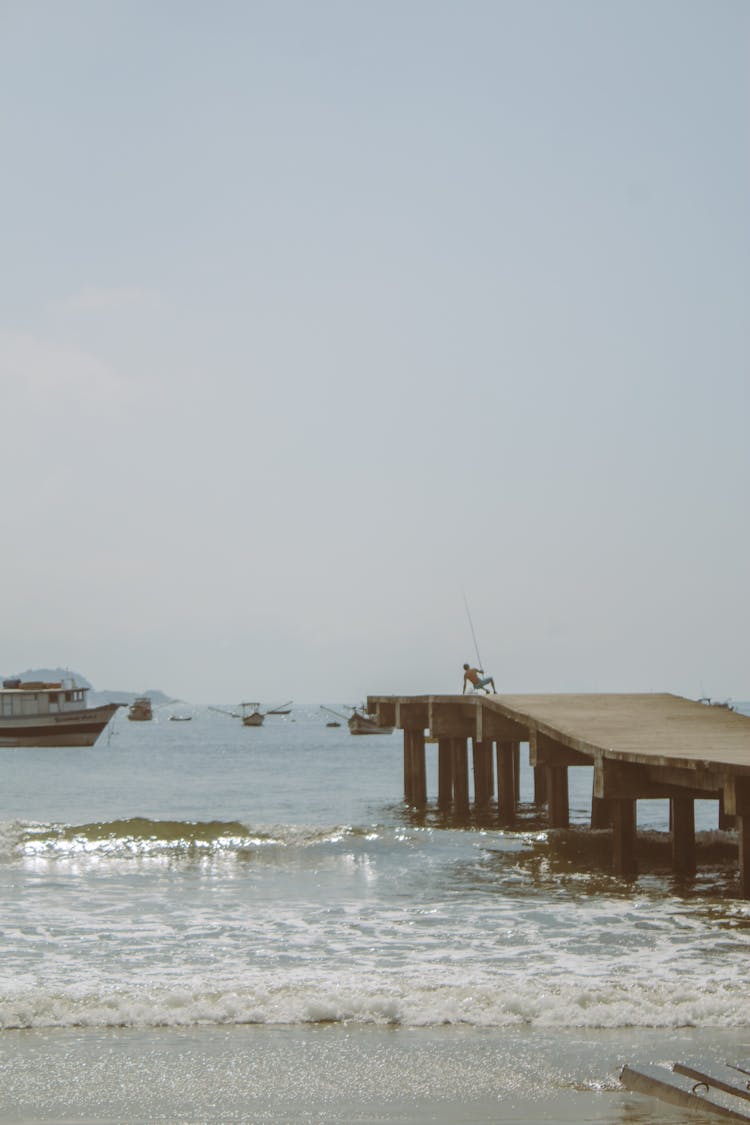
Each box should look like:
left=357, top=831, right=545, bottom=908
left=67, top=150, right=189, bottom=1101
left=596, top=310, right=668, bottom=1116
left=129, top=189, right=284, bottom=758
left=0, top=818, right=417, bottom=861
left=3, top=817, right=740, bottom=859
left=2, top=976, right=749, bottom=1032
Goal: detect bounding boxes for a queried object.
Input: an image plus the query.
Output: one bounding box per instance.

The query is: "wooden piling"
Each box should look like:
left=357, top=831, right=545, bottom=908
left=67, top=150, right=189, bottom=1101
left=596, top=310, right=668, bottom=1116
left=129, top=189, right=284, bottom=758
left=591, top=769, right=611, bottom=828
left=533, top=765, right=547, bottom=807
left=739, top=816, right=750, bottom=899
left=718, top=793, right=735, bottom=831
left=547, top=766, right=569, bottom=829
left=438, top=738, right=453, bottom=810
left=514, top=744, right=521, bottom=803
left=414, top=729, right=427, bottom=807
left=452, top=738, right=470, bottom=817
left=472, top=740, right=492, bottom=810
left=612, top=799, right=637, bottom=877
left=671, top=796, right=696, bottom=878
left=485, top=741, right=496, bottom=801
left=403, top=730, right=413, bottom=805
left=496, top=741, right=516, bottom=826
left=404, top=728, right=427, bottom=808
left=590, top=795, right=611, bottom=829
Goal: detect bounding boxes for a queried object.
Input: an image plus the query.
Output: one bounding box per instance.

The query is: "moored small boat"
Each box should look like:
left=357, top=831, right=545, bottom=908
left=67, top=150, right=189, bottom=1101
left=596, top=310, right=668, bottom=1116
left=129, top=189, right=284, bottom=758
left=0, top=677, right=120, bottom=747
left=266, top=700, right=293, bottom=715
left=128, top=697, right=153, bottom=722
left=348, top=709, right=394, bottom=736
left=698, top=696, right=735, bottom=711
left=241, top=702, right=264, bottom=727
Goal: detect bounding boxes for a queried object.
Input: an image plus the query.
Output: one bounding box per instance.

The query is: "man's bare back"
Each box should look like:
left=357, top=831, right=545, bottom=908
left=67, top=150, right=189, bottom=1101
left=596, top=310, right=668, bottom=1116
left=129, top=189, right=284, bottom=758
left=462, top=664, right=496, bottom=694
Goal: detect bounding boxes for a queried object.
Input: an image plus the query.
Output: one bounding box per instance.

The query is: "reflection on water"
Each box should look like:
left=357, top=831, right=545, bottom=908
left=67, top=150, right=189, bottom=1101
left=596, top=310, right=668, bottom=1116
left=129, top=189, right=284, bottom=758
left=401, top=801, right=743, bottom=902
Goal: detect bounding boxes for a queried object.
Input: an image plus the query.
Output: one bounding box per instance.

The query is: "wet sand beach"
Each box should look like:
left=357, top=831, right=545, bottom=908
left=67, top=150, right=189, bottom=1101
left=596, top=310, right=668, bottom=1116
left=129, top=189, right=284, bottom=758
left=3, top=1025, right=750, bottom=1123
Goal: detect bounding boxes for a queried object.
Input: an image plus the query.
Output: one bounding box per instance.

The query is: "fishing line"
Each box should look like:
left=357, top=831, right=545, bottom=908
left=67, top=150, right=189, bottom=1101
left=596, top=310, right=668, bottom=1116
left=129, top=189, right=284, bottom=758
left=462, top=591, right=483, bottom=669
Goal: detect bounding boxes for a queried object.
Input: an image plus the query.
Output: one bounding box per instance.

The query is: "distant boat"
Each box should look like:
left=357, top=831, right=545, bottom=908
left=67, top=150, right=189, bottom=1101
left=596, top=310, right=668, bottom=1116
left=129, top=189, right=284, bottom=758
left=267, top=700, right=293, bottom=715
left=698, top=697, right=735, bottom=711
left=0, top=677, right=120, bottom=747
left=128, top=697, right=153, bottom=722
left=348, top=709, right=394, bottom=736
left=320, top=704, right=391, bottom=734
left=169, top=715, right=192, bottom=722
left=241, top=702, right=264, bottom=727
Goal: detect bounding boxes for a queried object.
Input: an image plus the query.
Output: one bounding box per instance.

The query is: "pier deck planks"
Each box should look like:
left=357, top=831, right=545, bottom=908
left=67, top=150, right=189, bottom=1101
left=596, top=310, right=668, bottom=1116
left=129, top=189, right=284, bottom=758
left=369, top=693, right=750, bottom=775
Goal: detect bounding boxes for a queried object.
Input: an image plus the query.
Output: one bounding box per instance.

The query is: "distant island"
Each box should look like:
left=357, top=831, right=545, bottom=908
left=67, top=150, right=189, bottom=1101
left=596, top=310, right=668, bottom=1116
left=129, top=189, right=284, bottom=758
left=1, top=668, right=176, bottom=708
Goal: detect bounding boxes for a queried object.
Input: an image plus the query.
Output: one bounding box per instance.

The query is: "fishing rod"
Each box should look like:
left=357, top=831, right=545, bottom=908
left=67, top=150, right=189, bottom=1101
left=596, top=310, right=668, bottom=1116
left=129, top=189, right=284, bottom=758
left=462, top=591, right=484, bottom=669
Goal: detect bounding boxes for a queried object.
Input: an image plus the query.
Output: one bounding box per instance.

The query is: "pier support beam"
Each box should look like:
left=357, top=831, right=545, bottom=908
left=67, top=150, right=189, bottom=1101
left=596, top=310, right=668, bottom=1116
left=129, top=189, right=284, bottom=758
left=739, top=817, right=750, bottom=900
left=452, top=738, right=470, bottom=818
left=496, top=741, right=517, bottom=826
left=612, top=799, right=638, bottom=878
left=718, top=793, right=735, bottom=831
left=414, top=729, right=427, bottom=807
left=591, top=793, right=611, bottom=829
left=514, top=745, right=521, bottom=803
left=546, top=767, right=569, bottom=829
left=403, top=731, right=411, bottom=804
left=530, top=732, right=588, bottom=814
left=472, top=740, right=493, bottom=810
left=533, top=766, right=547, bottom=807
left=671, top=796, right=696, bottom=879
left=720, top=778, right=750, bottom=898
left=438, top=739, right=453, bottom=810
left=403, top=728, right=427, bottom=808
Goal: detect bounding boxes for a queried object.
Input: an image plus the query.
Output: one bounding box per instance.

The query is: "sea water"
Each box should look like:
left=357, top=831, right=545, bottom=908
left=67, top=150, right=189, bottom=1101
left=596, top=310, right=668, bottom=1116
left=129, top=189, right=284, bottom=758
left=1, top=705, right=749, bottom=1123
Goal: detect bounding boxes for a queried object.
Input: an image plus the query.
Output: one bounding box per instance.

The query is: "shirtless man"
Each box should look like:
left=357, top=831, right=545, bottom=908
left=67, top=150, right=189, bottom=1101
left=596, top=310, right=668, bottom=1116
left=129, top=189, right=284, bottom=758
left=462, top=664, right=496, bottom=694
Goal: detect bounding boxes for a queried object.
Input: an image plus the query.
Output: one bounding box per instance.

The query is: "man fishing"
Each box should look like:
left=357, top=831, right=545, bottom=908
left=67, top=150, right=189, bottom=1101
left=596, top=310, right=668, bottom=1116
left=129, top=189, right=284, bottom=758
left=462, top=664, right=497, bottom=694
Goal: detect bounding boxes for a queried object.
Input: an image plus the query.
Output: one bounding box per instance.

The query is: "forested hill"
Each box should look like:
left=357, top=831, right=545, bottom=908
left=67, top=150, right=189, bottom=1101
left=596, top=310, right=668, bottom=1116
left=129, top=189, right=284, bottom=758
left=2, top=669, right=173, bottom=706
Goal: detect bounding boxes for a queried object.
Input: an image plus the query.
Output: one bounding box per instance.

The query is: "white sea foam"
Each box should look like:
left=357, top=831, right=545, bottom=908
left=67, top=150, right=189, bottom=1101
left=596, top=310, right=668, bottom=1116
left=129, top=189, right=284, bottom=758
left=2, top=715, right=749, bottom=1049
left=1, top=973, right=749, bottom=1031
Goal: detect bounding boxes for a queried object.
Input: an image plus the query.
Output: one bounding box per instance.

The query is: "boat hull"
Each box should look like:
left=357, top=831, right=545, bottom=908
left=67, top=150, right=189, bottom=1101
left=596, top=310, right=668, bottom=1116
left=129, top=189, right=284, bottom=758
left=348, top=715, right=394, bottom=735
left=242, top=714, right=264, bottom=727
left=0, top=703, right=120, bottom=748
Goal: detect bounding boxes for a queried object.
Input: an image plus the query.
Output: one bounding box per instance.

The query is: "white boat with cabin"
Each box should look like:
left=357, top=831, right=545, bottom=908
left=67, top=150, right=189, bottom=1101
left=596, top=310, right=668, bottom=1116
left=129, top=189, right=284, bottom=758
left=0, top=677, right=120, bottom=747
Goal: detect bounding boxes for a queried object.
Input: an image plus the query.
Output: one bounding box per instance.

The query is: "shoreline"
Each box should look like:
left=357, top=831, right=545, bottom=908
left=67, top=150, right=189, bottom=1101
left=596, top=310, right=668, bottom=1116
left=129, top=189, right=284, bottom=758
left=2, top=1023, right=749, bottom=1124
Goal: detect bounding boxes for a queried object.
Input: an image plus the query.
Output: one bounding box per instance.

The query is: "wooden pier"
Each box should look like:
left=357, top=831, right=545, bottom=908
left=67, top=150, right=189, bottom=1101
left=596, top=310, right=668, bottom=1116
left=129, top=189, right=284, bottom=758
left=366, top=693, right=750, bottom=897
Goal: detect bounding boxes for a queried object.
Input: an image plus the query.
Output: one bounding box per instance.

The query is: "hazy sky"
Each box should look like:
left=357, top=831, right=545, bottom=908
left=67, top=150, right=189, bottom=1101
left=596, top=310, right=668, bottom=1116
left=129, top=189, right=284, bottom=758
left=1, top=1, right=747, bottom=703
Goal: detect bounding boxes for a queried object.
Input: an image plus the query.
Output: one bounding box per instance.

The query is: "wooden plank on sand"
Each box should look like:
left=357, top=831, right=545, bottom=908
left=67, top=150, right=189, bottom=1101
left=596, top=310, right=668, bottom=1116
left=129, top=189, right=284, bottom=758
left=620, top=1065, right=750, bottom=1121
left=673, top=1062, right=750, bottom=1103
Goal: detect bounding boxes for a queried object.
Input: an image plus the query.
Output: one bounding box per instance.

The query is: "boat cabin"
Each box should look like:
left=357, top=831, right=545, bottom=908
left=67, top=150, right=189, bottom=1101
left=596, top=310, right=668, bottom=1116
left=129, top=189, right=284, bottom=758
left=0, top=679, right=89, bottom=717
